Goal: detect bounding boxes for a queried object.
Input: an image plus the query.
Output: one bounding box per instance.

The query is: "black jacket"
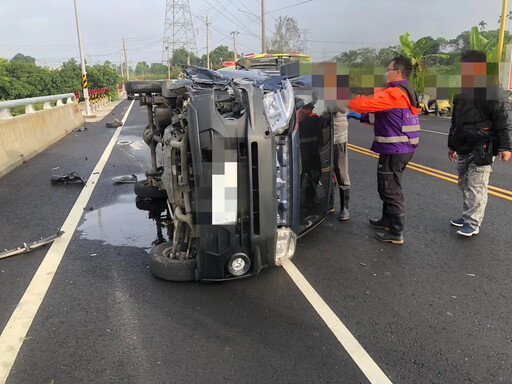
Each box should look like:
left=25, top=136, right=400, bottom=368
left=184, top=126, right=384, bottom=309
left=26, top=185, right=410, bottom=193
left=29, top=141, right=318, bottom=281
left=448, top=87, right=512, bottom=155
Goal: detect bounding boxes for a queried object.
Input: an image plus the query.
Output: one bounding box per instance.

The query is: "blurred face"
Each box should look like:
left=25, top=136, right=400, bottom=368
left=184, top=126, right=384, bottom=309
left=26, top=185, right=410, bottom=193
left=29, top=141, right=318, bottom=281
left=461, top=62, right=487, bottom=88
left=386, top=61, right=403, bottom=83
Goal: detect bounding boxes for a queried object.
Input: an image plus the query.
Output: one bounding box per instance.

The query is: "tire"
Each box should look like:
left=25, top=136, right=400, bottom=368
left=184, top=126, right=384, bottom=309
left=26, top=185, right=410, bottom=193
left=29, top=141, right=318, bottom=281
left=135, top=196, right=167, bottom=212
left=125, top=80, right=163, bottom=94
left=149, top=241, right=197, bottom=281
left=134, top=179, right=167, bottom=199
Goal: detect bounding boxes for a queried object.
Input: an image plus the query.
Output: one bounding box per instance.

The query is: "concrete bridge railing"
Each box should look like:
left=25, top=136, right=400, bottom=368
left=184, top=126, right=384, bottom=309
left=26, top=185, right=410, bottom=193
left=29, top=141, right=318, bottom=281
left=0, top=94, right=84, bottom=177
left=0, top=93, right=77, bottom=120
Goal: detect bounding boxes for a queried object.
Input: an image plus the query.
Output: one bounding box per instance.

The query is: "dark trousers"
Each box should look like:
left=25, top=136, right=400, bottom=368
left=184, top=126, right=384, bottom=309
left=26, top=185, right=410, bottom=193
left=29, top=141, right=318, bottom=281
left=377, top=153, right=414, bottom=216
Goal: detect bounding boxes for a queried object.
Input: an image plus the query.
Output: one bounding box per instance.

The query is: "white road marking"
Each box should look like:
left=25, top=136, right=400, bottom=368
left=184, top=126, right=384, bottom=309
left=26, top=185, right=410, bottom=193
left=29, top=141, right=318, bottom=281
left=0, top=101, right=135, bottom=384
left=422, top=128, right=448, bottom=135
left=282, top=260, right=393, bottom=384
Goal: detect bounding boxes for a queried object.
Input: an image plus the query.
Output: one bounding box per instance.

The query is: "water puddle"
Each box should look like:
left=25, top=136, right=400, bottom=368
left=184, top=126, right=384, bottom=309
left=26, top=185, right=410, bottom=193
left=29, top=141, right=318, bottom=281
left=78, top=193, right=172, bottom=249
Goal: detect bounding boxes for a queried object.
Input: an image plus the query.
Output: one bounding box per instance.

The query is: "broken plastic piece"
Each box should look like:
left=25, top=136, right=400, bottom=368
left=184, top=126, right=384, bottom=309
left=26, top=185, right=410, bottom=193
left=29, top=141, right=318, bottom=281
left=113, top=174, right=138, bottom=185
left=106, top=118, right=123, bottom=128
left=0, top=231, right=65, bottom=259
left=51, top=171, right=86, bottom=185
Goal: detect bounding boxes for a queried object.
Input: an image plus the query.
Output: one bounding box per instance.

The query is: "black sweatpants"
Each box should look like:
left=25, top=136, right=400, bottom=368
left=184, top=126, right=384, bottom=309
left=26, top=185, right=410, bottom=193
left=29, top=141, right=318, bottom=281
left=377, top=153, right=414, bottom=216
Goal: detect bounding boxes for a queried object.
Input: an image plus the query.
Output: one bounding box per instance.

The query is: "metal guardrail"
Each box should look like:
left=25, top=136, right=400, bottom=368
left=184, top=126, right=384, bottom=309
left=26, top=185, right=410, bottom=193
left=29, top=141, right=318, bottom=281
left=0, top=93, right=77, bottom=120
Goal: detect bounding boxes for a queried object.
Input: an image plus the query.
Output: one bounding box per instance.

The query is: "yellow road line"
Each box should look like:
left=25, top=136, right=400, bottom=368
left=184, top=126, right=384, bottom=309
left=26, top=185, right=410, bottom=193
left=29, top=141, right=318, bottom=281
left=347, top=143, right=512, bottom=201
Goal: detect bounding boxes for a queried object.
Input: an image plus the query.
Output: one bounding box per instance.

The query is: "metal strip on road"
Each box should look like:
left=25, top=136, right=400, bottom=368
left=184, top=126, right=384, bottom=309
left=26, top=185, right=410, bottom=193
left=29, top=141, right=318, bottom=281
left=283, top=260, right=393, bottom=384
left=0, top=101, right=135, bottom=384
left=347, top=144, right=512, bottom=201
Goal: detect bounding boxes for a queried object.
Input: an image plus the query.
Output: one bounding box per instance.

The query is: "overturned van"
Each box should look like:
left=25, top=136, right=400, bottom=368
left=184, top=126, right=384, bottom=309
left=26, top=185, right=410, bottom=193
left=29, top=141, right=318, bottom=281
left=125, top=63, right=334, bottom=282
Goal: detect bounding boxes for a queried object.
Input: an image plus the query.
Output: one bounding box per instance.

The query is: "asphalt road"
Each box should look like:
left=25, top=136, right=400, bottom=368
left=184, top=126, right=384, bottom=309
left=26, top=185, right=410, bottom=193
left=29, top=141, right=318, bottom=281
left=1, top=101, right=511, bottom=384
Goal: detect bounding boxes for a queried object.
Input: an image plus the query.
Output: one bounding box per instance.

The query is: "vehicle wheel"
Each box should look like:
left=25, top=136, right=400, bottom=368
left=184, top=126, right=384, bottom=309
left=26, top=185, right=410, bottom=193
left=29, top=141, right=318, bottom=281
left=125, top=80, right=163, bottom=94
left=135, top=196, right=167, bottom=212
left=149, top=241, right=197, bottom=281
left=134, top=179, right=167, bottom=199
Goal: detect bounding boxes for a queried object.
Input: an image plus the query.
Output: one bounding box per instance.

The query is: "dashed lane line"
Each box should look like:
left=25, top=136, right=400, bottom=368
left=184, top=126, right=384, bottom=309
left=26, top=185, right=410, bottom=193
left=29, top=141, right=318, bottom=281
left=283, top=260, right=393, bottom=384
left=421, top=128, right=448, bottom=135
left=0, top=101, right=135, bottom=384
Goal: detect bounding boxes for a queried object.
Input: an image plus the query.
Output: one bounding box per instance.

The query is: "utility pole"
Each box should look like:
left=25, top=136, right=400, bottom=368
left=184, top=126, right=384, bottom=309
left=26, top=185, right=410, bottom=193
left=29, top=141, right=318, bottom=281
left=73, top=0, right=91, bottom=116
left=261, top=0, right=266, bottom=53
left=301, top=28, right=311, bottom=55
left=231, top=30, right=239, bottom=61
left=119, top=48, right=123, bottom=77
left=206, top=14, right=210, bottom=69
left=123, top=37, right=129, bottom=80
left=498, top=0, right=509, bottom=63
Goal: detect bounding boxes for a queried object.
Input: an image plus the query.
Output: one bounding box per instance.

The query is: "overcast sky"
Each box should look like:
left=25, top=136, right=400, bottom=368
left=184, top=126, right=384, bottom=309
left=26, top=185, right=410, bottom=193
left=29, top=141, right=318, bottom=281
left=0, top=0, right=508, bottom=68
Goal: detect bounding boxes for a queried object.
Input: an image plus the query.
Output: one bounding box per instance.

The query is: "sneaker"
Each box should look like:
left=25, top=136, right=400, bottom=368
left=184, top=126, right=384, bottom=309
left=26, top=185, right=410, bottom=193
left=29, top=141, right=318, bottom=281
left=450, top=218, right=464, bottom=227
left=456, top=223, right=479, bottom=237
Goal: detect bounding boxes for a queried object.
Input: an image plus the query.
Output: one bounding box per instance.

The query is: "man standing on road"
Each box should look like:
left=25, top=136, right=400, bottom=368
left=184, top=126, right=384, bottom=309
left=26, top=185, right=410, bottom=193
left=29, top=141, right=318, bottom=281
left=332, top=105, right=351, bottom=221
left=448, top=50, right=512, bottom=237
left=347, top=56, right=421, bottom=244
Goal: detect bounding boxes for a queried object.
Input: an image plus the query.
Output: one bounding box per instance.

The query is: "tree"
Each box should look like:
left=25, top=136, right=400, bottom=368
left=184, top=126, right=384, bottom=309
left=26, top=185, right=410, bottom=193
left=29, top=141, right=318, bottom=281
left=11, top=53, right=36, bottom=64
left=203, top=45, right=234, bottom=69
left=172, top=48, right=202, bottom=67
left=399, top=32, right=449, bottom=94
left=479, top=20, right=487, bottom=31
left=86, top=61, right=121, bottom=92
left=376, top=46, right=402, bottom=67
left=0, top=58, right=10, bottom=100
left=267, top=16, right=303, bottom=53
left=51, top=58, right=82, bottom=96
left=497, top=11, right=512, bottom=26
left=135, top=61, right=150, bottom=78
left=332, top=48, right=377, bottom=68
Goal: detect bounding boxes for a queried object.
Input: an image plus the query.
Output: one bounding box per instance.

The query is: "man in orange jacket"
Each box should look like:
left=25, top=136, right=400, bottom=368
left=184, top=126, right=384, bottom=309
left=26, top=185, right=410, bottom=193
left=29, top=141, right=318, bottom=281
left=347, top=56, right=421, bottom=244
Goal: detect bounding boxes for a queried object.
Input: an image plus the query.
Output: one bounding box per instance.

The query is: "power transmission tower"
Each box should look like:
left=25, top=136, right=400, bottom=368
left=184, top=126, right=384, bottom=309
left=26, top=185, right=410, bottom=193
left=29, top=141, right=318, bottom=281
left=162, top=0, right=198, bottom=66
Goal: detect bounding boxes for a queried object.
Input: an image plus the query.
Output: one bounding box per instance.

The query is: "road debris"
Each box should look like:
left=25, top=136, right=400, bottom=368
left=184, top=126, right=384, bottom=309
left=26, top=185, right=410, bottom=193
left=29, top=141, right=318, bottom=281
left=359, top=262, right=367, bottom=267
left=73, top=126, right=88, bottom=132
left=106, top=114, right=123, bottom=128
left=466, top=273, right=476, bottom=277
left=0, top=231, right=64, bottom=259
left=113, top=174, right=137, bottom=185
left=51, top=171, right=86, bottom=185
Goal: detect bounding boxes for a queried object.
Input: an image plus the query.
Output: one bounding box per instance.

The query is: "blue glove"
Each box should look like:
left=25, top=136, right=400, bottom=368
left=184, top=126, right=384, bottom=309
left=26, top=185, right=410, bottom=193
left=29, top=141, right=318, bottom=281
left=347, top=112, right=361, bottom=120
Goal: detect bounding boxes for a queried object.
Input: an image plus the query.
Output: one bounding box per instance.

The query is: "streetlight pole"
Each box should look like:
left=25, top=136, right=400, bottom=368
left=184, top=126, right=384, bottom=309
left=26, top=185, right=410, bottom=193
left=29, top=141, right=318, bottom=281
left=73, top=0, right=91, bottom=116
left=206, top=14, right=211, bottom=69
left=261, top=0, right=266, bottom=53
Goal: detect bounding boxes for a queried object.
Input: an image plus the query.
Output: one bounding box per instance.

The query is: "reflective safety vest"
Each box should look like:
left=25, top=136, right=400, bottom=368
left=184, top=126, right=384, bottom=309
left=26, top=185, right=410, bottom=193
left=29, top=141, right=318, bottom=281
left=349, top=81, right=421, bottom=155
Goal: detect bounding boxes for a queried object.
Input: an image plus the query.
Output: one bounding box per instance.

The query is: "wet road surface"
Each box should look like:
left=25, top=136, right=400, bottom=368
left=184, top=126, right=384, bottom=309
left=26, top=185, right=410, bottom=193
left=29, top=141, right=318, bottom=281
left=1, top=100, right=511, bottom=384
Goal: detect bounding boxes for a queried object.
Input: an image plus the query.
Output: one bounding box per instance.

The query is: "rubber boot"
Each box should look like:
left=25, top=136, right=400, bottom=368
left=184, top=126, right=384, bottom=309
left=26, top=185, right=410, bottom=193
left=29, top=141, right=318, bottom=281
left=339, top=188, right=350, bottom=221
left=369, top=205, right=390, bottom=230
left=375, top=214, right=404, bottom=245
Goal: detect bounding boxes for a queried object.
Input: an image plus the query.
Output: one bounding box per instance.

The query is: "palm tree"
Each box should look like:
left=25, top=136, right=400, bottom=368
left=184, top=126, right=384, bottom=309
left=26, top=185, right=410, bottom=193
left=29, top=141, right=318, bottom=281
left=479, top=20, right=487, bottom=31
left=399, top=33, right=449, bottom=74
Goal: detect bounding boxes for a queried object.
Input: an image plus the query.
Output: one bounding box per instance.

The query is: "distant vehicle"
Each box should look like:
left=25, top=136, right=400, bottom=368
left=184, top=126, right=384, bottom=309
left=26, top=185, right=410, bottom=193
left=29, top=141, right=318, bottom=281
left=419, top=95, right=450, bottom=117
left=125, top=54, right=334, bottom=282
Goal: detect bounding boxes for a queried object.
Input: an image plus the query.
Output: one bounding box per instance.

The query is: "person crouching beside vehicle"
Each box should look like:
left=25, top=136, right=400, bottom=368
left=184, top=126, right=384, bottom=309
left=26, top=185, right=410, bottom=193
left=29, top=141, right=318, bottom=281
left=448, top=50, right=512, bottom=237
left=347, top=55, right=421, bottom=245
